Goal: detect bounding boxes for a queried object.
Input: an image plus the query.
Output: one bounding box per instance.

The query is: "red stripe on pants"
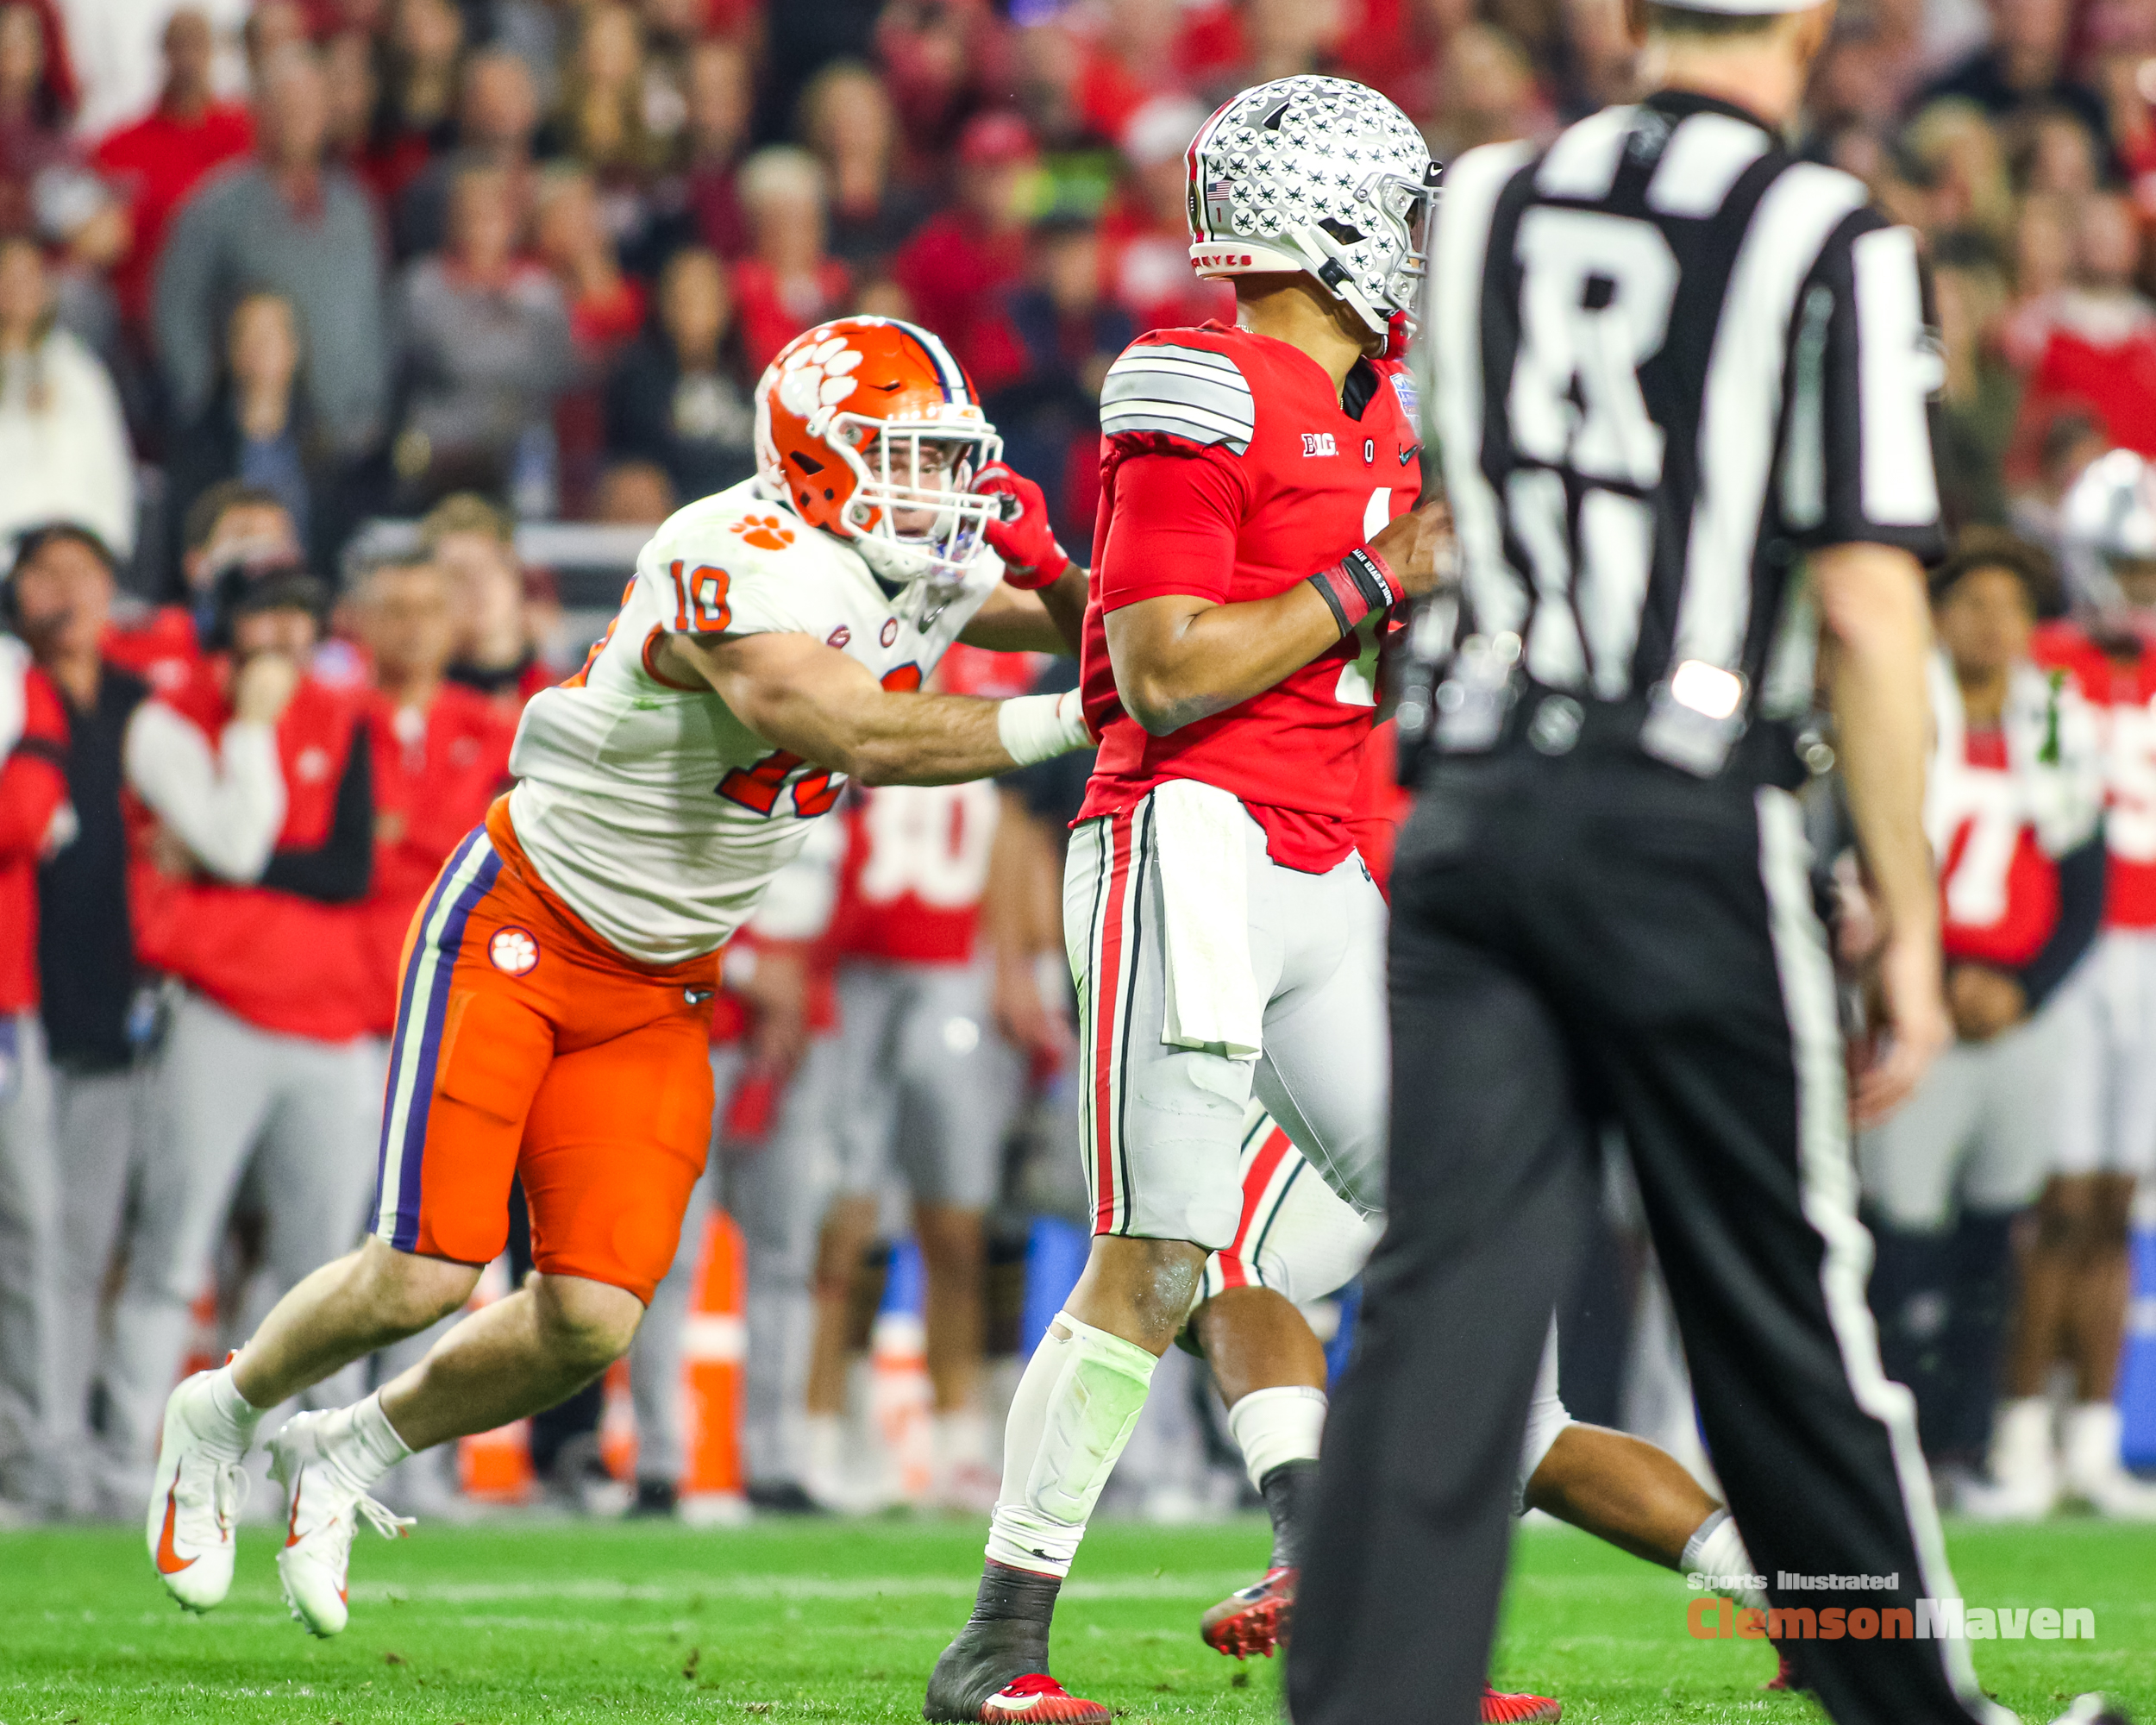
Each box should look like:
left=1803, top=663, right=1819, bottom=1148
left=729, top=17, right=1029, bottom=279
left=1219, top=1126, right=1294, bottom=1287
left=1092, top=810, right=1136, bottom=1233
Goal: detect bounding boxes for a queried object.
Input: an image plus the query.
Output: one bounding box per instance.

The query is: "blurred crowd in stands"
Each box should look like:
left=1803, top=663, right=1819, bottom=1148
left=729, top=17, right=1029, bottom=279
left=0, top=0, right=2143, bottom=583
left=2, top=0, right=2156, bottom=1526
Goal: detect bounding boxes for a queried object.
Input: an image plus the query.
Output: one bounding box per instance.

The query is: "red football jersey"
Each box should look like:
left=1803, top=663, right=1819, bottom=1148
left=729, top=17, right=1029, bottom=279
left=1937, top=728, right=2060, bottom=967
left=1077, top=323, right=1421, bottom=872
left=2034, top=621, right=2156, bottom=929
left=826, top=643, right=1041, bottom=966
left=828, top=781, right=1002, bottom=965
left=358, top=682, right=518, bottom=1032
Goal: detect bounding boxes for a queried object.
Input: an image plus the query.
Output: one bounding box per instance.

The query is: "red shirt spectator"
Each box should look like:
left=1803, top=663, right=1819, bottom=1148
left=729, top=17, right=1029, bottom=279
left=1098, top=97, right=1234, bottom=337
left=0, top=0, right=78, bottom=241
left=678, top=36, right=753, bottom=260
left=892, top=112, right=1036, bottom=385
left=0, top=646, right=69, bottom=1015
left=123, top=584, right=378, bottom=1044
left=2012, top=197, right=2156, bottom=460
left=357, top=0, right=466, bottom=210
left=91, top=12, right=253, bottom=332
left=353, top=555, right=517, bottom=1032
left=733, top=144, right=851, bottom=375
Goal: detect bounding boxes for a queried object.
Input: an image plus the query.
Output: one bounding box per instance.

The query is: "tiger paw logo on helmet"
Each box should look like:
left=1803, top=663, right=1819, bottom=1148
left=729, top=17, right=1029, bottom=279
left=774, top=336, right=864, bottom=431
left=753, top=316, right=1006, bottom=588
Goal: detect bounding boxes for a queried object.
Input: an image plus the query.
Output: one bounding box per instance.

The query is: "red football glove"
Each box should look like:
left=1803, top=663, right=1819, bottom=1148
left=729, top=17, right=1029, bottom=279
left=975, top=461, right=1072, bottom=590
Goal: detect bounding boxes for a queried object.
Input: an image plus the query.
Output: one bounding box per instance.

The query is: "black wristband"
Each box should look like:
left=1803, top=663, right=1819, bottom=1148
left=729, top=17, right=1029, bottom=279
left=1306, top=546, right=1401, bottom=638
left=1341, top=546, right=1399, bottom=612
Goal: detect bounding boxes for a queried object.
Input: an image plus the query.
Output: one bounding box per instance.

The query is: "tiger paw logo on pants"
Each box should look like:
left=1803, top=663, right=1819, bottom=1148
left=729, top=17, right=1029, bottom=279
left=489, top=926, right=540, bottom=976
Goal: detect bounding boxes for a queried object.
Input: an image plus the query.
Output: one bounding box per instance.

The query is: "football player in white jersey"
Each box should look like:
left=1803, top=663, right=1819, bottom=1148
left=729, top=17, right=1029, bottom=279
left=140, top=317, right=1095, bottom=1633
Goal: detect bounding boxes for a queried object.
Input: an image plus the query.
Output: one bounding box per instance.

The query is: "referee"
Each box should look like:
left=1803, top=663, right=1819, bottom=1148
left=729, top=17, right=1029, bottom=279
left=1288, top=2, right=2011, bottom=1723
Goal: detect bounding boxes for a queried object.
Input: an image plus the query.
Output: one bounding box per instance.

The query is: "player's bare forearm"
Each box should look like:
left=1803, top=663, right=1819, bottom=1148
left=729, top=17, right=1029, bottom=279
left=662, top=630, right=1021, bottom=785
left=1815, top=543, right=1936, bottom=944
left=1106, top=585, right=1344, bottom=735
left=959, top=565, right=1089, bottom=656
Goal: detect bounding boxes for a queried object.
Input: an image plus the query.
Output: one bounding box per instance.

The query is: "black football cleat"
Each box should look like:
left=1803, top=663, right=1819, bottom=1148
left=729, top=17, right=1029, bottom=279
left=924, top=1616, right=1110, bottom=1724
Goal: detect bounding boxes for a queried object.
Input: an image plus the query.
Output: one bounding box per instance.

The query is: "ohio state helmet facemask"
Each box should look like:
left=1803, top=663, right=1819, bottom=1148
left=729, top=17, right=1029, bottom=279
left=2061, top=447, right=2156, bottom=629
left=1186, top=76, right=1438, bottom=342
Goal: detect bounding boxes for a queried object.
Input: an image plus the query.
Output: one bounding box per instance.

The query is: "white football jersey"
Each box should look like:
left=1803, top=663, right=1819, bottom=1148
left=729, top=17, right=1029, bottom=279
left=507, top=479, right=1006, bottom=964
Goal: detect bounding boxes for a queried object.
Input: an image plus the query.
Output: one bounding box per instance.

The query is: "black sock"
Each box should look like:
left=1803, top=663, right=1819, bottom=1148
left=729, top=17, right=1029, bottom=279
left=1938, top=1208, right=2019, bottom=1463
left=1866, top=1217, right=1952, bottom=1453
left=1259, top=1460, right=1320, bottom=1572
left=968, top=1560, right=1062, bottom=1630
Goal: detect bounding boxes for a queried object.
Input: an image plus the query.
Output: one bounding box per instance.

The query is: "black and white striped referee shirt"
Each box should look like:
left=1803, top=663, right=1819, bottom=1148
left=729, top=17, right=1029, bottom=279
left=1424, top=90, right=1946, bottom=774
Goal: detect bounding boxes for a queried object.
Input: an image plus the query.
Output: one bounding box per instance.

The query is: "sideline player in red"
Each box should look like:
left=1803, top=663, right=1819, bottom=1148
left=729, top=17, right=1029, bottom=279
left=812, top=642, right=1053, bottom=1511
left=1858, top=536, right=2104, bottom=1501
left=2018, top=451, right=2156, bottom=1515
left=141, top=317, right=1097, bottom=1634
left=926, top=74, right=1455, bottom=1725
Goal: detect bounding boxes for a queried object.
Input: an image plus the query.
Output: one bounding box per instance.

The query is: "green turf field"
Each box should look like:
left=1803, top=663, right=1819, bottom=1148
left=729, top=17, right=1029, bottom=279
left=0, top=1515, right=2147, bottom=1722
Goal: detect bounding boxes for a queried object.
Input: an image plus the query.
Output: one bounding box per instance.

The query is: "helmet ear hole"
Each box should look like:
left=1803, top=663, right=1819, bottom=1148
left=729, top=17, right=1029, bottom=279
left=1319, top=218, right=1364, bottom=246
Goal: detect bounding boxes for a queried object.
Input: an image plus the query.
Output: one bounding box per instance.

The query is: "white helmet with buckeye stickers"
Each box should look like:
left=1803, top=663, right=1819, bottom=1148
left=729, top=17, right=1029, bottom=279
left=1184, top=75, right=1438, bottom=346
left=2061, top=446, right=2156, bottom=630
left=754, top=315, right=1004, bottom=591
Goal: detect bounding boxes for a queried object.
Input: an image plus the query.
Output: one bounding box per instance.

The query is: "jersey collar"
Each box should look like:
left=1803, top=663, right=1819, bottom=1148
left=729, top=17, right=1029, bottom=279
left=1642, top=87, right=1775, bottom=136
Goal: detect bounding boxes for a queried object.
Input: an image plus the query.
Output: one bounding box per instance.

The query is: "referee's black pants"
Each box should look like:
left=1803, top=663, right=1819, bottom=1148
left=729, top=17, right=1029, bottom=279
left=1288, top=743, right=2002, bottom=1725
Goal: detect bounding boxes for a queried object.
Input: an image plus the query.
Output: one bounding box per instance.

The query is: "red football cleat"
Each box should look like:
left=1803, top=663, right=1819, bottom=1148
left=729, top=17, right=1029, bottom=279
left=977, top=1673, right=1112, bottom=1722
left=1481, top=1683, right=1563, bottom=1723
left=1200, top=1565, right=1295, bottom=1659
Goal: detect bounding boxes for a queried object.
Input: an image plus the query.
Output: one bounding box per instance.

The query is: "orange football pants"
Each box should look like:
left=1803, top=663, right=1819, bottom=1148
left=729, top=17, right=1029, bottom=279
left=369, top=798, right=719, bottom=1303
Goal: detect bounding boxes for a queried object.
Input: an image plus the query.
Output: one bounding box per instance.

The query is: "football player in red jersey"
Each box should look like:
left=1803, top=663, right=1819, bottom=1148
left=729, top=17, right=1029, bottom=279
left=1856, top=536, right=2105, bottom=1509
left=924, top=74, right=1468, bottom=1725
left=813, top=643, right=1057, bottom=1511
left=2017, top=452, right=2156, bottom=1517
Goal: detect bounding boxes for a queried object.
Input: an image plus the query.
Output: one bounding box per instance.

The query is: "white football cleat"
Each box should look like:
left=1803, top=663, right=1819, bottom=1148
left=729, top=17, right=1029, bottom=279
left=268, top=1411, right=414, bottom=1637
left=146, top=1370, right=252, bottom=1613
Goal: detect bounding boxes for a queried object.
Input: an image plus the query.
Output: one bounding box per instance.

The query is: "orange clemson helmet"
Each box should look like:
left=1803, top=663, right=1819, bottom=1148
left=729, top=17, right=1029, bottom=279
left=754, top=316, right=1004, bottom=586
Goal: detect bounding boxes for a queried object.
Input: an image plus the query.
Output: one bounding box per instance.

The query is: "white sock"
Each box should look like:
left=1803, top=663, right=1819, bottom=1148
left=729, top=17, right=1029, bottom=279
left=2064, top=1401, right=2122, bottom=1473
left=323, top=1392, right=415, bottom=1494
left=935, top=1408, right=991, bottom=1473
left=804, top=1414, right=844, bottom=1480
left=985, top=1313, right=1157, bottom=1578
left=206, top=1363, right=266, bottom=1450
left=1225, top=1385, right=1327, bottom=1492
left=1684, top=1508, right=1765, bottom=1610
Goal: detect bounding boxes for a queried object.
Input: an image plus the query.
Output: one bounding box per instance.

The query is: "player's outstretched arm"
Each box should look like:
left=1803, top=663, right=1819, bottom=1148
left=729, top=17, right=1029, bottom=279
left=659, top=629, right=1090, bottom=787
left=959, top=563, right=1088, bottom=656
left=1107, top=498, right=1448, bottom=735
left=1816, top=541, right=1949, bottom=1125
